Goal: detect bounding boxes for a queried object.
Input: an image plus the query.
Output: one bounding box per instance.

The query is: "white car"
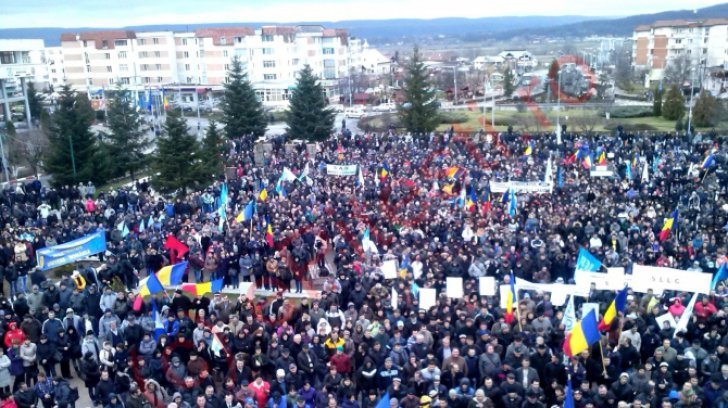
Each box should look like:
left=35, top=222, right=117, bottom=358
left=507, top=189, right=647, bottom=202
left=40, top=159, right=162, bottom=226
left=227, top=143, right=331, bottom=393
left=344, top=108, right=366, bottom=118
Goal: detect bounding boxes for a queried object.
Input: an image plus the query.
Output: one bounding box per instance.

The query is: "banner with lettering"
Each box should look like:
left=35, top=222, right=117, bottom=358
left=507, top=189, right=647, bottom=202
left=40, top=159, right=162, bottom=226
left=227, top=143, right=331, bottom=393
left=326, top=164, right=358, bottom=176
left=630, top=264, right=712, bottom=294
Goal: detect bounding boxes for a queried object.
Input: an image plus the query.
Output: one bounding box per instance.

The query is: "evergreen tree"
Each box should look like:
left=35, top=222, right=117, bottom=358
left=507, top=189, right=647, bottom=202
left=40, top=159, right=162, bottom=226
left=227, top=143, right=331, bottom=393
left=397, top=46, right=440, bottom=135
left=286, top=64, right=335, bottom=142
left=198, top=121, right=225, bottom=179
left=152, top=109, right=201, bottom=194
left=45, top=85, right=101, bottom=186
left=652, top=88, right=663, bottom=117
left=692, top=90, right=722, bottom=128
left=503, top=67, right=516, bottom=98
left=26, top=81, right=43, bottom=122
left=221, top=57, right=267, bottom=141
left=662, top=84, right=685, bottom=121
left=105, top=88, right=149, bottom=179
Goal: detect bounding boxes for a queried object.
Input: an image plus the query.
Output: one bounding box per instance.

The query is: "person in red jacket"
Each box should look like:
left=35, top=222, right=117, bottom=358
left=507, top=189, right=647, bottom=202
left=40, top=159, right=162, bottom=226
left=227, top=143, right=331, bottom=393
left=3, top=322, right=24, bottom=349
left=250, top=375, right=270, bottom=408
left=329, top=346, right=352, bottom=375
left=694, top=296, right=717, bottom=321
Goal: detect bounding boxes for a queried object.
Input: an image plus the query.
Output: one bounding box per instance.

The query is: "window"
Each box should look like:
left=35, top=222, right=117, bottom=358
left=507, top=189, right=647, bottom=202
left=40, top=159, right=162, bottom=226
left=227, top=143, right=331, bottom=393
left=109, top=78, right=115, bottom=85
left=155, top=64, right=162, bottom=70
left=0, top=52, right=15, bottom=64
left=118, top=51, right=127, bottom=59
left=183, top=51, right=190, bottom=58
left=323, top=48, right=335, bottom=55
left=223, top=50, right=229, bottom=58
left=263, top=60, right=276, bottom=68
left=83, top=40, right=88, bottom=47
left=220, top=37, right=227, bottom=45
left=85, top=65, right=91, bottom=73
left=184, top=64, right=190, bottom=70
left=157, top=76, right=163, bottom=82
left=236, top=37, right=243, bottom=43
left=138, top=39, right=146, bottom=45
left=187, top=77, right=193, bottom=84
left=262, top=35, right=274, bottom=42
left=105, top=53, right=111, bottom=59
left=102, top=40, right=109, bottom=48
left=263, top=74, right=277, bottom=80
left=143, top=77, right=151, bottom=83
left=262, top=48, right=274, bottom=55
left=153, top=37, right=159, bottom=45
left=119, top=64, right=128, bottom=71
left=224, top=64, right=230, bottom=71
left=154, top=51, right=161, bottom=58
left=120, top=77, right=130, bottom=84
left=141, top=64, right=149, bottom=71
left=139, top=51, right=149, bottom=58
left=106, top=66, right=112, bottom=72
left=114, top=40, right=127, bottom=47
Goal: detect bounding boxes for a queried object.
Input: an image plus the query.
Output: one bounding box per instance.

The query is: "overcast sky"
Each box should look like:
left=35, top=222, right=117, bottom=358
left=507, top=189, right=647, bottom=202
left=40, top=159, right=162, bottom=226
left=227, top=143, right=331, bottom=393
left=0, top=0, right=722, bottom=28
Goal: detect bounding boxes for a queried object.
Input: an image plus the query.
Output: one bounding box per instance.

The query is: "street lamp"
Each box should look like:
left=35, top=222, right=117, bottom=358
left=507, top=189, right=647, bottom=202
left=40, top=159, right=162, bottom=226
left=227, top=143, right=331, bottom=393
left=556, top=70, right=562, bottom=144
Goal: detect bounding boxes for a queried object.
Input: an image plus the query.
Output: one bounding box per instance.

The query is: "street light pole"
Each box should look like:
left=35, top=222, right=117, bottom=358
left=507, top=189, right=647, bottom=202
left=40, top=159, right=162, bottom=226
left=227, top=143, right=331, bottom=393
left=556, top=71, right=562, bottom=144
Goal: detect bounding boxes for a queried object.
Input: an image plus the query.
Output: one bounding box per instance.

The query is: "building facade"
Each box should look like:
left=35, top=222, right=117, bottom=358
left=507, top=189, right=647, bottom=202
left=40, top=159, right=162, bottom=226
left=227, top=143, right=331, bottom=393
left=0, top=39, right=47, bottom=125
left=57, top=25, right=357, bottom=106
left=633, top=19, right=728, bottom=82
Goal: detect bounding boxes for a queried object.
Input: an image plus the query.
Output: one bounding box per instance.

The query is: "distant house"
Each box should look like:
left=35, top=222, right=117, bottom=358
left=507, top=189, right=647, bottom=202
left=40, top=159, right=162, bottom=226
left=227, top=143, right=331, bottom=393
left=473, top=55, right=505, bottom=70
left=499, top=50, right=538, bottom=70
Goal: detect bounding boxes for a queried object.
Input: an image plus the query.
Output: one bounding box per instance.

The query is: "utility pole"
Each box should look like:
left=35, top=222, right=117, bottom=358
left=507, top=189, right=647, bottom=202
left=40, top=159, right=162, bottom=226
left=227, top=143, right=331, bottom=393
left=0, top=129, right=10, bottom=183
left=556, top=70, right=562, bottom=144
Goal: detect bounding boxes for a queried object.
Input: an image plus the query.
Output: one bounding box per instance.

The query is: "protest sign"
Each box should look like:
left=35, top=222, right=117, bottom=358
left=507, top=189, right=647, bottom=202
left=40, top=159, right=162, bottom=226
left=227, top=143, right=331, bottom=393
left=631, top=264, right=712, bottom=294
left=326, top=164, right=358, bottom=176
left=381, top=260, right=398, bottom=280
left=446, top=277, right=464, bottom=298
left=478, top=277, right=496, bottom=296
left=419, top=288, right=437, bottom=310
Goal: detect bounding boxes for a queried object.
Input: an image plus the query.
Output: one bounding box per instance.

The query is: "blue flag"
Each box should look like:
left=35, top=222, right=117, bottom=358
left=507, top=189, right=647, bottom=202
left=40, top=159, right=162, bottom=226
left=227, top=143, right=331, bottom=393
left=242, top=201, right=255, bottom=222
left=375, top=393, right=390, bottom=408
left=564, top=379, right=574, bottom=408
left=151, top=299, right=165, bottom=340
left=626, top=163, right=632, bottom=180
left=576, top=247, right=602, bottom=271
left=557, top=167, right=564, bottom=188
left=508, top=187, right=517, bottom=217
left=711, top=263, right=727, bottom=290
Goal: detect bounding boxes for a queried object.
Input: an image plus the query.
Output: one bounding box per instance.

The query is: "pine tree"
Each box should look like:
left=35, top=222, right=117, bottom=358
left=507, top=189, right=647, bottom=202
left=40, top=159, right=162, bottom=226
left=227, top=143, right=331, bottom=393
left=286, top=64, right=335, bottom=142
left=652, top=88, right=663, bottom=117
left=26, top=81, right=43, bottom=122
left=692, top=90, right=722, bottom=128
left=198, top=121, right=225, bottom=179
left=45, top=85, right=102, bottom=186
left=662, top=84, right=685, bottom=121
left=221, top=57, right=267, bottom=141
left=152, top=109, right=201, bottom=194
left=397, top=46, right=440, bottom=135
left=105, top=88, right=149, bottom=179
left=503, top=67, right=516, bottom=98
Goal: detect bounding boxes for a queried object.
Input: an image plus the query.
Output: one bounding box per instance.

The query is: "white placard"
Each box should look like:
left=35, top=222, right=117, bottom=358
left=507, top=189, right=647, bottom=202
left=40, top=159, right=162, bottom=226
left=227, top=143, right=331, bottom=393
left=391, top=287, right=398, bottom=310
left=590, top=167, right=614, bottom=177
left=419, top=288, right=437, bottom=310
left=655, top=312, right=677, bottom=330
left=446, top=277, right=464, bottom=298
left=381, top=260, right=398, bottom=280
left=631, top=264, right=713, bottom=294
left=490, top=180, right=553, bottom=194
left=326, top=164, right=358, bottom=176
left=479, top=277, right=496, bottom=296
left=581, top=303, right=600, bottom=320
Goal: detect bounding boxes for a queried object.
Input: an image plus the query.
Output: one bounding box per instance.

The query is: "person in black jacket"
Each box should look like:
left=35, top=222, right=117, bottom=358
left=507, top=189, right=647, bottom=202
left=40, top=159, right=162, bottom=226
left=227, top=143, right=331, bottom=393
left=13, top=382, right=37, bottom=408
left=80, top=352, right=100, bottom=404
left=36, top=336, right=57, bottom=377
left=94, top=370, right=115, bottom=406
left=52, top=377, right=75, bottom=408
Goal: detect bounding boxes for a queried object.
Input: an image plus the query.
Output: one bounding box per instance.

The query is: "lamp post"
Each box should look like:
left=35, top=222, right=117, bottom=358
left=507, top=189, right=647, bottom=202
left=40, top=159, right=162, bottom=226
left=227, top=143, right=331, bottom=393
left=556, top=70, right=562, bottom=144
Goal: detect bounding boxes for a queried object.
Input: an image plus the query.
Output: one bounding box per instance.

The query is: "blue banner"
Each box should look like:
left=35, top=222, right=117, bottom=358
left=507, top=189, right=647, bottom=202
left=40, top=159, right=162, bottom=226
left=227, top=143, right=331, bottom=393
left=36, top=230, right=107, bottom=271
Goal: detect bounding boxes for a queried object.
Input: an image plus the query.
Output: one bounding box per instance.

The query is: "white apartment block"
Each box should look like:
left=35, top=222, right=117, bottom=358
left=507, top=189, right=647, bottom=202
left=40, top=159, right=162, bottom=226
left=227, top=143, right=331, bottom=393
left=633, top=19, right=728, bottom=82
left=0, top=39, right=48, bottom=125
left=46, top=46, right=66, bottom=89
left=58, top=25, right=358, bottom=106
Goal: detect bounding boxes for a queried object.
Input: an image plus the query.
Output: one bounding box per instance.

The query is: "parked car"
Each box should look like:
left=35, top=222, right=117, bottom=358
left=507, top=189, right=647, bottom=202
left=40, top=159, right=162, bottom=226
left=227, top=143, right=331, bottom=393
left=344, top=107, right=366, bottom=118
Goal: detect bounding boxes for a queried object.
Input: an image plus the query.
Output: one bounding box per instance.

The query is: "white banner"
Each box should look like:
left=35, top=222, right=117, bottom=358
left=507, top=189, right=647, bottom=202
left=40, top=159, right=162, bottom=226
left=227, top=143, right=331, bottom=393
left=499, top=279, right=587, bottom=307
left=631, top=264, right=713, bottom=294
left=490, top=180, right=553, bottom=194
left=590, top=166, right=614, bottom=177
left=419, top=288, right=437, bottom=310
left=326, top=164, right=358, bottom=176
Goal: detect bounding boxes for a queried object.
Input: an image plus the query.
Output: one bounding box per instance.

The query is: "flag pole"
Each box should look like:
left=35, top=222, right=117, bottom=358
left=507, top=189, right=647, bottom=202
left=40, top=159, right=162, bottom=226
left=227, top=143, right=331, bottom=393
left=598, top=336, right=608, bottom=377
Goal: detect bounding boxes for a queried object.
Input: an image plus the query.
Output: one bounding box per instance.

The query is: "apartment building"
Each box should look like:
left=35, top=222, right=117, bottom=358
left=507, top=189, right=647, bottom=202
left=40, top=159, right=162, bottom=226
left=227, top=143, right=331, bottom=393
left=0, top=39, right=48, bottom=125
left=633, top=19, right=728, bottom=82
left=58, top=25, right=357, bottom=106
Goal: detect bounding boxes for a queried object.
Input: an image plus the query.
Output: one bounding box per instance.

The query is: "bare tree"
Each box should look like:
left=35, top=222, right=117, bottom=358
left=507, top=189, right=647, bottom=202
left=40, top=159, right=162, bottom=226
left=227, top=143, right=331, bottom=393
left=7, top=129, right=49, bottom=178
left=663, top=55, right=691, bottom=86
left=571, top=111, right=601, bottom=135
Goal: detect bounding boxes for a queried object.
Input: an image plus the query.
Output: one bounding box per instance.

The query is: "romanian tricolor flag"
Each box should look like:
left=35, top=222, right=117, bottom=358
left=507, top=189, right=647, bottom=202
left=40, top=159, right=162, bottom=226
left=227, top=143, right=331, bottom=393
left=181, top=278, right=224, bottom=297
left=504, top=273, right=516, bottom=324
left=446, top=166, right=462, bottom=179
left=481, top=190, right=492, bottom=215
left=597, top=286, right=628, bottom=331
left=442, top=183, right=454, bottom=195
left=563, top=309, right=601, bottom=357
left=597, top=151, right=606, bottom=165
left=658, top=209, right=678, bottom=241
left=465, top=188, right=477, bottom=212
left=702, top=154, right=715, bottom=169
left=524, top=142, right=533, bottom=156
left=265, top=220, right=274, bottom=248
left=380, top=163, right=390, bottom=178
left=156, top=261, right=187, bottom=286
left=582, top=154, right=593, bottom=169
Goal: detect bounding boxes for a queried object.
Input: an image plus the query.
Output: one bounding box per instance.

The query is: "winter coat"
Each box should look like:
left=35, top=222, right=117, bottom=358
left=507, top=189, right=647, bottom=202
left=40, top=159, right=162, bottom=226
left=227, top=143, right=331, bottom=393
left=0, top=354, right=12, bottom=387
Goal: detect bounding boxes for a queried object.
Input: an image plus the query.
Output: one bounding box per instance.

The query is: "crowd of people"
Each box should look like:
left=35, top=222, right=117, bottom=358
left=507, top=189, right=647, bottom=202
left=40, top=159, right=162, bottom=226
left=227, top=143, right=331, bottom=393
left=0, top=127, right=726, bottom=408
